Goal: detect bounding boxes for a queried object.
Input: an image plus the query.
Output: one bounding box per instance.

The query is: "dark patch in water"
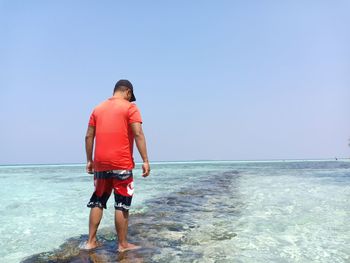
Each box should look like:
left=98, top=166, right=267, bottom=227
left=39, top=175, right=91, bottom=183
left=22, top=170, right=241, bottom=263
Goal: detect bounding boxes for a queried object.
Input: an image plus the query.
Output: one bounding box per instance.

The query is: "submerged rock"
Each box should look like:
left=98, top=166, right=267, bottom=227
left=22, top=170, right=241, bottom=262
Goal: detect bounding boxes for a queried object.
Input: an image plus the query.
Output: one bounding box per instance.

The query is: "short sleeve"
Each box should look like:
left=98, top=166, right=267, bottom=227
left=128, top=103, right=142, bottom=124
left=88, top=110, right=96, bottom=126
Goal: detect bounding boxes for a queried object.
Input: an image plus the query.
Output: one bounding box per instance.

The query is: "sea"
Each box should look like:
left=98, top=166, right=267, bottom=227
left=0, top=160, right=349, bottom=263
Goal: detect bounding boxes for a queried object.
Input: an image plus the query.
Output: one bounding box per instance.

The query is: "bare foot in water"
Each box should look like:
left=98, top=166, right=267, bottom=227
left=118, top=242, right=141, bottom=252
left=79, top=240, right=101, bottom=250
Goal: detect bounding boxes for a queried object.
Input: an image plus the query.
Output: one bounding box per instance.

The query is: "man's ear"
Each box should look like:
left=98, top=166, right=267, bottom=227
left=127, top=89, right=132, bottom=101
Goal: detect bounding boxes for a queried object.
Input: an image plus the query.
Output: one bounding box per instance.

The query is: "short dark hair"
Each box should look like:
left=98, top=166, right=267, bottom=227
left=113, top=85, right=130, bottom=94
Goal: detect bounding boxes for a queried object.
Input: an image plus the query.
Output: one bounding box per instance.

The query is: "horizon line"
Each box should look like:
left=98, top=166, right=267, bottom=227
left=1, top=157, right=349, bottom=167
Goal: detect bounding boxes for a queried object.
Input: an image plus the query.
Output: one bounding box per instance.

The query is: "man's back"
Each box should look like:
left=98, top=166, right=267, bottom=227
left=88, top=97, right=142, bottom=171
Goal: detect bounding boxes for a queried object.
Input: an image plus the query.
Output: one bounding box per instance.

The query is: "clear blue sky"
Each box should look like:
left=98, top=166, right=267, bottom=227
left=1, top=1, right=349, bottom=164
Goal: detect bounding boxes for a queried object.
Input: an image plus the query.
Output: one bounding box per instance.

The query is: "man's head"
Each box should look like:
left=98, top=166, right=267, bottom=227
left=113, top=79, right=136, bottom=102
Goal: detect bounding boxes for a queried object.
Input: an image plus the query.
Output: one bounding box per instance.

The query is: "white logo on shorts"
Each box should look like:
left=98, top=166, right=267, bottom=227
left=127, top=182, right=134, bottom=196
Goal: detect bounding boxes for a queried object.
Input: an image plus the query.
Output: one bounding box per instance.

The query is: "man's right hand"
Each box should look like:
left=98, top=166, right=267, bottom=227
left=86, top=161, right=94, bottom=174
left=142, top=161, right=150, bottom=177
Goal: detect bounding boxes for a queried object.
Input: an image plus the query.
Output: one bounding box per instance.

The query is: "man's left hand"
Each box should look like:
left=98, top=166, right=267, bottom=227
left=142, top=161, right=151, bottom=177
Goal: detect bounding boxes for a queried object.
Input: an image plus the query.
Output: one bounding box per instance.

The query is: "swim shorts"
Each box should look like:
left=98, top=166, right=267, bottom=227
left=87, top=170, right=134, bottom=211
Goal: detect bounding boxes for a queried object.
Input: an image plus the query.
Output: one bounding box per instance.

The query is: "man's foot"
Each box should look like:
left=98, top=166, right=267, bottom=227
left=79, top=240, right=102, bottom=250
left=118, top=242, right=141, bottom=252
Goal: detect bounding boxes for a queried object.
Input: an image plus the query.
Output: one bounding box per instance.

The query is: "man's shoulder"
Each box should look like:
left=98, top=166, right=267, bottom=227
left=117, top=100, right=140, bottom=111
left=129, top=102, right=139, bottom=108
left=93, top=99, right=113, bottom=110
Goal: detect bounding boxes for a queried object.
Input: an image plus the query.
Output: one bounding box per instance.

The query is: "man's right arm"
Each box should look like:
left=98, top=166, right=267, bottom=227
left=130, top=122, right=150, bottom=177
left=85, top=125, right=95, bottom=174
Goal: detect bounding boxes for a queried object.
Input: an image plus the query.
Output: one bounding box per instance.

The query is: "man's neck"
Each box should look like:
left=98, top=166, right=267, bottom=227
left=112, top=93, right=127, bottom=100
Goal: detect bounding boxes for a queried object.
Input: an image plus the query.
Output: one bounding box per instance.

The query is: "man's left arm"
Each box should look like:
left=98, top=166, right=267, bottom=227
left=85, top=125, right=95, bottom=174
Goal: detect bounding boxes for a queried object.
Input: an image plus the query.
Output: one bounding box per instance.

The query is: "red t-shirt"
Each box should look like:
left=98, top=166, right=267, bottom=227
left=88, top=97, right=142, bottom=171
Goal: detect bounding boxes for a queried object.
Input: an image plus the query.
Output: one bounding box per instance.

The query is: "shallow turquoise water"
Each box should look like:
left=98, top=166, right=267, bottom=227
left=0, top=160, right=349, bottom=262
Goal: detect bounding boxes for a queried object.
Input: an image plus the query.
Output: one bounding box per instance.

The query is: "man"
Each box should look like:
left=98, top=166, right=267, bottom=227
left=84, top=79, right=150, bottom=252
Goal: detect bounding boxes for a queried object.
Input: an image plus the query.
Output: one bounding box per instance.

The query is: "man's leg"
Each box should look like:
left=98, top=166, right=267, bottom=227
left=86, top=207, right=103, bottom=249
left=115, top=209, right=139, bottom=251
